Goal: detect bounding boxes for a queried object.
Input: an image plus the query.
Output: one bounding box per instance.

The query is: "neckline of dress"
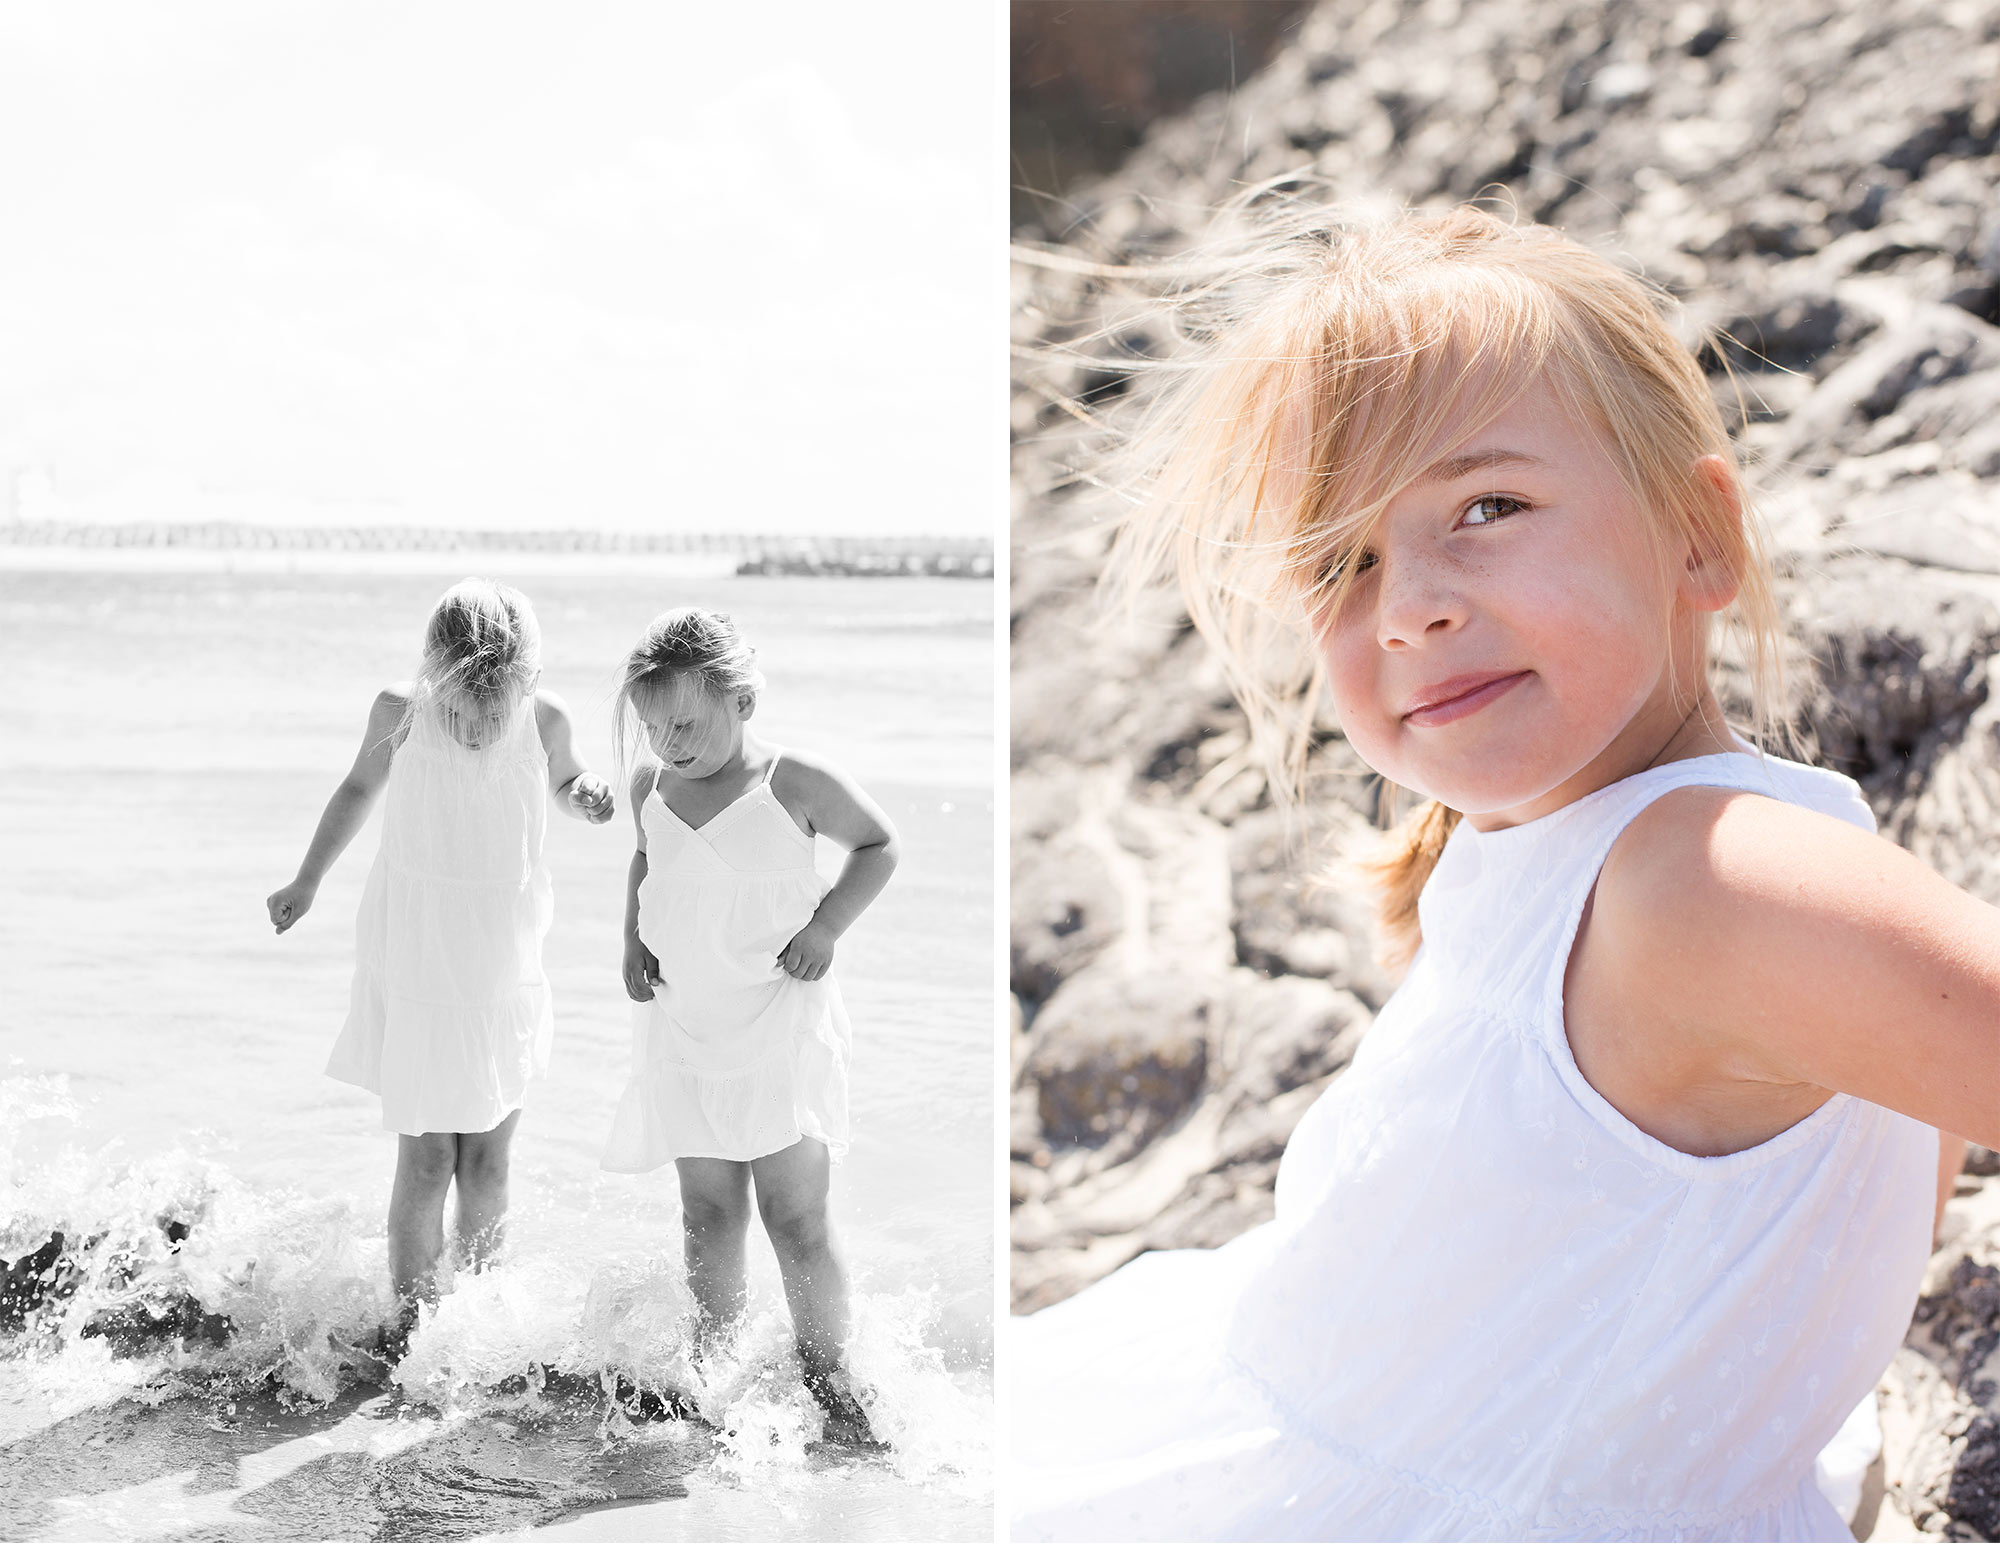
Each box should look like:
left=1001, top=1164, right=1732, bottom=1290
left=1451, top=748, right=1766, bottom=852
left=651, top=780, right=770, bottom=836
left=650, top=750, right=784, bottom=835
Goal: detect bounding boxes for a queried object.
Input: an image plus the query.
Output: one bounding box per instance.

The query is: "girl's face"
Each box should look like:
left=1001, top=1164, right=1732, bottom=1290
left=439, top=688, right=523, bottom=750
left=633, top=676, right=750, bottom=779
left=1314, top=382, right=1721, bottom=830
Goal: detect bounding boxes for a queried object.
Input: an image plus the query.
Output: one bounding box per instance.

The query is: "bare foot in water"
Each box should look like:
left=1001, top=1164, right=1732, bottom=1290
left=365, top=1302, right=421, bottom=1367
left=799, top=1348, right=886, bottom=1452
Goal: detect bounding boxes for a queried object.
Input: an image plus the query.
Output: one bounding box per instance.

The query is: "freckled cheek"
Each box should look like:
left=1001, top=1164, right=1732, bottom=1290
left=1315, top=630, right=1402, bottom=765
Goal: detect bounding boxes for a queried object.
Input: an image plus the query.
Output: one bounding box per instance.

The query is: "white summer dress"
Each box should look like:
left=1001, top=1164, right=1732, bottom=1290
left=325, top=696, right=554, bottom=1136
left=1013, top=752, right=1939, bottom=1542
left=602, top=753, right=851, bottom=1168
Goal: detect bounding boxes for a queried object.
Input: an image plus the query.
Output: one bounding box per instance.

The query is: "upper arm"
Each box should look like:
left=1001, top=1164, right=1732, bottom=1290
left=342, top=684, right=410, bottom=798
left=534, top=689, right=587, bottom=795
left=628, top=766, right=654, bottom=852
left=1604, top=787, right=2000, bottom=1149
left=776, top=752, right=898, bottom=854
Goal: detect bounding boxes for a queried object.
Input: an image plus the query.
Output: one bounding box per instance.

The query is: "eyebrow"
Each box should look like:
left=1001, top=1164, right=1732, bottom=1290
left=1413, top=448, right=1547, bottom=485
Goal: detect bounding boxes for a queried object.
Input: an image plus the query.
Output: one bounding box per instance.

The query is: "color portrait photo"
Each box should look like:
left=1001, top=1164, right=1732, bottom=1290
left=1010, top=1, right=2000, bottom=1541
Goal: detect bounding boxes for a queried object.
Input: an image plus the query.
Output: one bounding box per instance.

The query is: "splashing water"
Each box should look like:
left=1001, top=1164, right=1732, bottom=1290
left=0, top=1077, right=992, bottom=1540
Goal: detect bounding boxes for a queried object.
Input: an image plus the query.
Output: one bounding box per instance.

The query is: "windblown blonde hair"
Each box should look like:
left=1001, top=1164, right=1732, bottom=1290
left=611, top=607, right=766, bottom=780
left=1090, top=197, right=1786, bottom=968
left=405, top=577, right=542, bottom=742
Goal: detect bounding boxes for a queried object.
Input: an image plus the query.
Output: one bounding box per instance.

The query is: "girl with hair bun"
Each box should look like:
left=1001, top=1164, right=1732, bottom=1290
left=1011, top=202, right=1996, bottom=1541
left=267, top=578, right=614, bottom=1337
left=602, top=605, right=899, bottom=1448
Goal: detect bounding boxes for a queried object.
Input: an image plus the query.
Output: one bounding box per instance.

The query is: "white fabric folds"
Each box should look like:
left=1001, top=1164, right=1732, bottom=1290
left=326, top=697, right=553, bottom=1137
left=602, top=755, right=851, bottom=1169
left=1012, top=751, right=1938, bottom=1542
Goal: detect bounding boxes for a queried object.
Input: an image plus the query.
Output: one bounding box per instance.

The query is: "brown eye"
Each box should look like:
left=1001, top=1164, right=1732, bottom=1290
left=1461, top=494, right=1528, bottom=526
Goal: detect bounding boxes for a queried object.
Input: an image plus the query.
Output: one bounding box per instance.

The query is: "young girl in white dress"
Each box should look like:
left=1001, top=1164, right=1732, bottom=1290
left=600, top=607, right=899, bottom=1446
left=1012, top=206, right=1998, bottom=1541
left=267, top=578, right=614, bottom=1331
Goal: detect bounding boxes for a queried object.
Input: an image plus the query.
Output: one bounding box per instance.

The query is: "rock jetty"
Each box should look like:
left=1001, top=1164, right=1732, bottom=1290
left=0, top=521, right=992, bottom=578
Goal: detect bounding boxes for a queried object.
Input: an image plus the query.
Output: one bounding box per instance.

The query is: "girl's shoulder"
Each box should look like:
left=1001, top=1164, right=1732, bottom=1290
left=1595, top=754, right=1877, bottom=931
left=766, top=745, right=846, bottom=798
left=1580, top=762, right=2000, bottom=1149
left=766, top=745, right=896, bottom=847
left=365, top=681, right=416, bottom=750
left=530, top=686, right=569, bottom=740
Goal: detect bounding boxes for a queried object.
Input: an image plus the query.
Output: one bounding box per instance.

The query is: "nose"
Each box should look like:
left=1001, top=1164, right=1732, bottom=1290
left=1373, top=549, right=1467, bottom=651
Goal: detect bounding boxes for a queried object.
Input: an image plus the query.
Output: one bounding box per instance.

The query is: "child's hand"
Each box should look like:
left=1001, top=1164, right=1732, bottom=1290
left=778, top=921, right=835, bottom=982
left=267, top=879, right=317, bottom=934
left=623, top=936, right=661, bottom=1001
left=568, top=772, right=616, bottom=824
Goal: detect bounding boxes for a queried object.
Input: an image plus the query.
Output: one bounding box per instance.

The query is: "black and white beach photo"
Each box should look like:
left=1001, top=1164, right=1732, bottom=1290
left=0, top=3, right=995, bottom=1540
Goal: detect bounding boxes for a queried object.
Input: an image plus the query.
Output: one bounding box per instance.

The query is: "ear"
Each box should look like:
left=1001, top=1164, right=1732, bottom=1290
left=736, top=690, right=757, bottom=722
left=1678, top=454, right=1742, bottom=613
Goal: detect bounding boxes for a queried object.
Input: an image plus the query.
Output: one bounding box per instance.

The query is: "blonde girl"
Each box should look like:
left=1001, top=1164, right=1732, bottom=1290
left=601, top=607, right=898, bottom=1448
left=268, top=578, right=613, bottom=1329
left=1011, top=205, right=1998, bottom=1541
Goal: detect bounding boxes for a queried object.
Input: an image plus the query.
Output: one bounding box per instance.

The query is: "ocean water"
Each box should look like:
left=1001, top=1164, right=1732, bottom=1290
left=0, top=565, right=995, bottom=1541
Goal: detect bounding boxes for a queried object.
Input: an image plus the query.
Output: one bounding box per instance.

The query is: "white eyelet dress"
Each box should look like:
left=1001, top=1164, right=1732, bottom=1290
left=325, top=698, right=554, bottom=1136
left=1012, top=752, right=1939, bottom=1542
left=602, top=753, right=852, bottom=1169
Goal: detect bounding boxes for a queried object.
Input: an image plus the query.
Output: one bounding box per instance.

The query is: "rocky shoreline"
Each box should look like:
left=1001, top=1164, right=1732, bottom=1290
left=1011, top=0, right=2000, bottom=1536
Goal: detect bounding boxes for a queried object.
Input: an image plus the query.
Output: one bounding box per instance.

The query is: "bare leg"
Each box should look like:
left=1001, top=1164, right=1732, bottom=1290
left=751, top=1138, right=875, bottom=1444
left=453, top=1109, right=522, bottom=1269
left=750, top=1139, right=850, bottom=1366
left=1936, top=1132, right=1969, bottom=1245
left=674, top=1157, right=753, bottom=1351
left=389, top=1132, right=458, bottom=1308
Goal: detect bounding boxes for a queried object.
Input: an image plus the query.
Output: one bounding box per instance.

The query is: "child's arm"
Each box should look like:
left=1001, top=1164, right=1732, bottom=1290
left=772, top=753, right=900, bottom=982
left=621, top=767, right=660, bottom=1001
left=266, top=685, right=407, bottom=934
left=1592, top=788, right=2000, bottom=1151
left=533, top=689, right=615, bottom=824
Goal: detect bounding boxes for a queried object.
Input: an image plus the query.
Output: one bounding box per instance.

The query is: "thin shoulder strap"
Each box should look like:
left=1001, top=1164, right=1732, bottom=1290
left=762, top=749, right=784, bottom=787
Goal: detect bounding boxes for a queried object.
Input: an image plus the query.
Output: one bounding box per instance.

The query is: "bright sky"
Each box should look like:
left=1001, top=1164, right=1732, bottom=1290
left=0, top=2, right=996, bottom=535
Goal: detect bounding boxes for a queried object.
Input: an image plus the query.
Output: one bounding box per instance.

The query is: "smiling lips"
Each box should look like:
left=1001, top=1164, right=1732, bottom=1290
left=1401, top=670, right=1530, bottom=727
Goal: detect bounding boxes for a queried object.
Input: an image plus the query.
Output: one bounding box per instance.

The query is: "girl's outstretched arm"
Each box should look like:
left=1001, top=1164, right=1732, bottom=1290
left=1587, top=787, right=2000, bottom=1152
left=266, top=685, right=407, bottom=934
left=622, top=767, right=659, bottom=1001
left=533, top=689, right=615, bottom=824
left=772, top=753, right=900, bottom=982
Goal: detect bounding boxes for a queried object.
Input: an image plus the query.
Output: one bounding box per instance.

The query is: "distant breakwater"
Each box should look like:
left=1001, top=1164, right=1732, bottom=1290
left=0, top=522, right=992, bottom=579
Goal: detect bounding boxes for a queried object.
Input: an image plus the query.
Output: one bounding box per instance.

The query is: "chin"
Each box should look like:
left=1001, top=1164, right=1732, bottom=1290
left=1372, top=748, right=1576, bottom=822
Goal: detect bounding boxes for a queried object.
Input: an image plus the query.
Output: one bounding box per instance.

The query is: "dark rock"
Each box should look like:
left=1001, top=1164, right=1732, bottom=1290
left=1027, top=967, right=1216, bottom=1157
left=80, top=1292, right=232, bottom=1355
left=0, top=1232, right=71, bottom=1334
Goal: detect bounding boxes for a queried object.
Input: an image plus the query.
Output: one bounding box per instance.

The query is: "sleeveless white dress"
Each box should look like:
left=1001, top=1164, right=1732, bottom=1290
left=325, top=697, right=554, bottom=1136
left=602, top=753, right=852, bottom=1169
left=1012, top=752, right=1939, bottom=1542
